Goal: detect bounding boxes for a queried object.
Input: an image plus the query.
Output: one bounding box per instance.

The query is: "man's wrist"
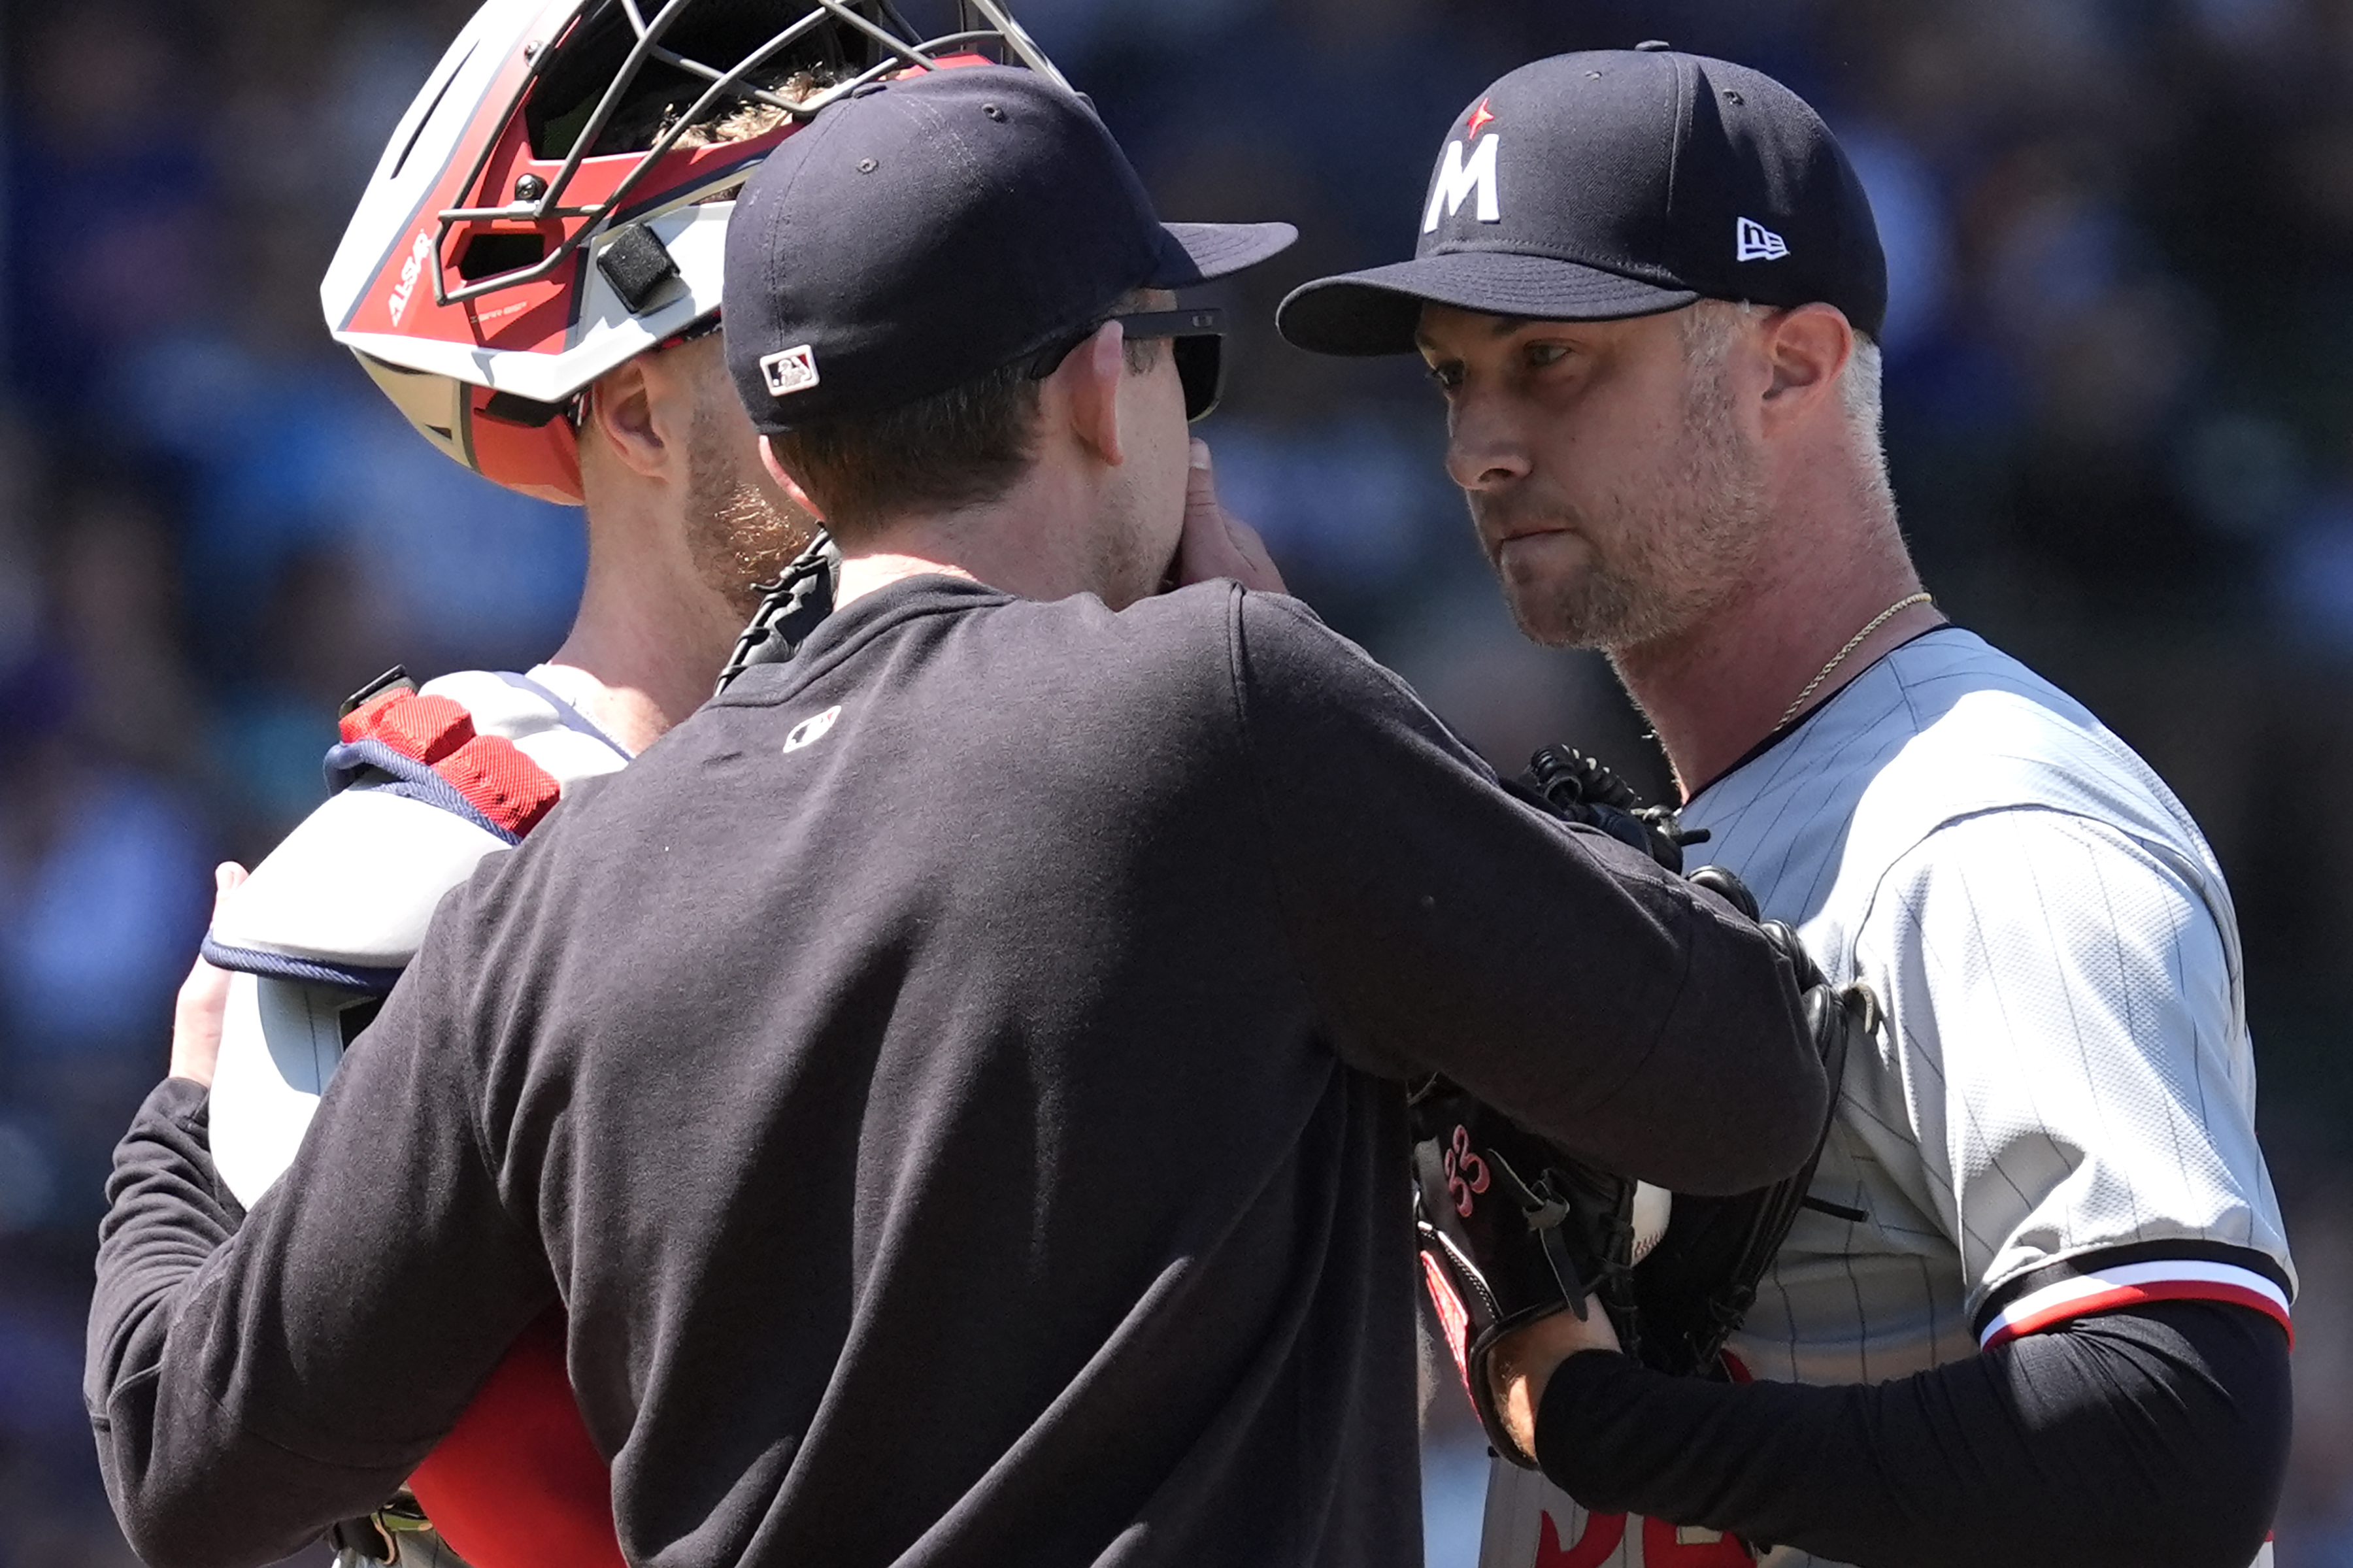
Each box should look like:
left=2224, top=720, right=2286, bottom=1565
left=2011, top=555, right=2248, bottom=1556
left=1488, top=1303, right=1625, bottom=1463
left=1529, top=1345, right=1654, bottom=1494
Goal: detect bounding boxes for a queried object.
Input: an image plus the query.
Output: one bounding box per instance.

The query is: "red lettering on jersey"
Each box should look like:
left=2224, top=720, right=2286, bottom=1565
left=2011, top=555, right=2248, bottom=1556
left=1537, top=1507, right=1626, bottom=1568
left=1641, top=1516, right=1754, bottom=1564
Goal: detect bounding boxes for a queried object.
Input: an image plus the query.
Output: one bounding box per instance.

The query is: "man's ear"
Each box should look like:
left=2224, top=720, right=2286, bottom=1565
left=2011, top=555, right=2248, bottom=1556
left=581, top=356, right=677, bottom=481
left=1050, top=321, right=1129, bottom=470
left=758, top=435, right=824, bottom=520
left=1757, top=304, right=1853, bottom=433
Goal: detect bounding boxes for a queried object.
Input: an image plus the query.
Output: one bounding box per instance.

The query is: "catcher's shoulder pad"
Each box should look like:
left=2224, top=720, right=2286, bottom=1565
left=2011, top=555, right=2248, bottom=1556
left=206, top=669, right=633, bottom=1209
left=210, top=970, right=375, bottom=1209
left=416, top=667, right=633, bottom=795
left=204, top=668, right=628, bottom=985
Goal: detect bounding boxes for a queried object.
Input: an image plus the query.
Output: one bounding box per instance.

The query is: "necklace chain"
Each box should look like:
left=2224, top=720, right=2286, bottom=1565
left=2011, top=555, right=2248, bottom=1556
left=1776, top=592, right=1933, bottom=728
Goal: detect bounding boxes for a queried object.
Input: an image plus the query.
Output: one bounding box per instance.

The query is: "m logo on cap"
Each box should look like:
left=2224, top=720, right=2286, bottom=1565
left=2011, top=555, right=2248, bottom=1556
left=759, top=344, right=821, bottom=396
left=1422, top=136, right=1503, bottom=234
left=1736, top=218, right=1790, bottom=262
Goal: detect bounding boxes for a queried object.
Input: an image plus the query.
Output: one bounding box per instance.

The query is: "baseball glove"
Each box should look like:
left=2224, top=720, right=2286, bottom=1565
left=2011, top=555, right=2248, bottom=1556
left=1507, top=744, right=1707, bottom=874
left=1412, top=769, right=1879, bottom=1467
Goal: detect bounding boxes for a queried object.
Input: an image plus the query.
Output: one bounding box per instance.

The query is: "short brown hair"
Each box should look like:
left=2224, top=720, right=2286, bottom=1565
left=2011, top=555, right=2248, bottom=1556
left=768, top=292, right=1161, bottom=541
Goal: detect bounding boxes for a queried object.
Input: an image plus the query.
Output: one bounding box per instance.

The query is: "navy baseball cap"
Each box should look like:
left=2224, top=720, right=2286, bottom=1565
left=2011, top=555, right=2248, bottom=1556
left=1277, top=47, right=1885, bottom=356
left=726, top=65, right=1295, bottom=431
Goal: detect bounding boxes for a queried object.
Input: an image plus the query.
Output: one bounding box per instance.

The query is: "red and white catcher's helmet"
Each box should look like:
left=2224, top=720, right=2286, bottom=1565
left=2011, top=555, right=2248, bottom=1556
left=322, top=0, right=1065, bottom=503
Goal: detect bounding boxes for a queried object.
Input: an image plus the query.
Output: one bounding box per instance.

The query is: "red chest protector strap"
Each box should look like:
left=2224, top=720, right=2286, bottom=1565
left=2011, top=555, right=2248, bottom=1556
left=337, top=684, right=563, bottom=839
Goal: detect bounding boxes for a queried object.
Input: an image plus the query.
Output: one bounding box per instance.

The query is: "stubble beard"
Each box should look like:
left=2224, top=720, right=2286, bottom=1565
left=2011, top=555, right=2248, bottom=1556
left=1083, top=454, right=1179, bottom=611
left=1087, top=519, right=1160, bottom=610
left=1476, top=365, right=1771, bottom=656
left=684, top=400, right=818, bottom=619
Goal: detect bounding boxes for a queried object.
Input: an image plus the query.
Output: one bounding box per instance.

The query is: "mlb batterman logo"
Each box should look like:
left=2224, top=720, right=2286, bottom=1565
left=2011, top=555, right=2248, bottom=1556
left=760, top=344, right=821, bottom=396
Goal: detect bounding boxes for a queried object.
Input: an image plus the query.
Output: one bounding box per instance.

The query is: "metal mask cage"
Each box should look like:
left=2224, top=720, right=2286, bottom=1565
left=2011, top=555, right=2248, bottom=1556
left=434, top=0, right=1066, bottom=307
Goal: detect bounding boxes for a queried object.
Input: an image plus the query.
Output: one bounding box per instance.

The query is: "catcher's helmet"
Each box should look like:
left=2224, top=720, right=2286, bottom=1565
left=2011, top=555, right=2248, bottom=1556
left=321, top=0, right=1065, bottom=503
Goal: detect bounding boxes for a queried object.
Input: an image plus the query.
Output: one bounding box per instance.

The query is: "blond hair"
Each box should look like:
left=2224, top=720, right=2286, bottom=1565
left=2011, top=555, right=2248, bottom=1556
left=664, top=70, right=833, bottom=148
left=599, top=66, right=836, bottom=156
left=1680, top=299, right=1892, bottom=514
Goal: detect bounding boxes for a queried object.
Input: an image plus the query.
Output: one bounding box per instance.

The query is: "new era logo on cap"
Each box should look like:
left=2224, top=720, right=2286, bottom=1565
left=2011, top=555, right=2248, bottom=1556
left=759, top=344, right=820, bottom=397
left=1736, top=217, right=1790, bottom=262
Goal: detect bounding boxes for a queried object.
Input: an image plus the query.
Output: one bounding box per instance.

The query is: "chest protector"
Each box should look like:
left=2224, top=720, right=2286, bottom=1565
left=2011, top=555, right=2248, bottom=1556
left=205, top=667, right=629, bottom=1568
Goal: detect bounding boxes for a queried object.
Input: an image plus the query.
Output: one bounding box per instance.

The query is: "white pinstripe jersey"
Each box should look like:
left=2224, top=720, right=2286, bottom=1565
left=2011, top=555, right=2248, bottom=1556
left=1478, top=627, right=2292, bottom=1568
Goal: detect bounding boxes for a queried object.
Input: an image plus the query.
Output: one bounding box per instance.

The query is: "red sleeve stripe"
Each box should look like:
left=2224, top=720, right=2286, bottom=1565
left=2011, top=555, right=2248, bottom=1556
left=1977, top=1259, right=2292, bottom=1350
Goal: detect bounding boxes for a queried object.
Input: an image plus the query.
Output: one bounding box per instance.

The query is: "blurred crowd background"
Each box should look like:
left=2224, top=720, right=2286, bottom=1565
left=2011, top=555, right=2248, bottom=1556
left=3, top=0, right=2352, bottom=1561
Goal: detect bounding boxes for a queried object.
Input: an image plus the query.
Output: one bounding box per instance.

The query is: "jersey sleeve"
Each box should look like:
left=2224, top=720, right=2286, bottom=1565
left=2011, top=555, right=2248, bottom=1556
left=1226, top=590, right=1829, bottom=1196
left=89, top=877, right=557, bottom=1568
left=1854, top=808, right=2294, bottom=1347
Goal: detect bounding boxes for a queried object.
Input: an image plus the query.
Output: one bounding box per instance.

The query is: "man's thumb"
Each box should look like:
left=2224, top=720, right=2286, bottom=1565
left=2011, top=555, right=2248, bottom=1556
left=1185, top=439, right=1216, bottom=510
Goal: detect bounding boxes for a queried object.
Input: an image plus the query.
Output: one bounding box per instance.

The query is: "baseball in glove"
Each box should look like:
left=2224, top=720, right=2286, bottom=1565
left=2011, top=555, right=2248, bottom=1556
left=1413, top=761, right=1880, bottom=1467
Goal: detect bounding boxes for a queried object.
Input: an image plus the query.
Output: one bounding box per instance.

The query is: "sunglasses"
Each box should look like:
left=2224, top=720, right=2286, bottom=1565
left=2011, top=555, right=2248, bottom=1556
left=1028, top=307, right=1227, bottom=422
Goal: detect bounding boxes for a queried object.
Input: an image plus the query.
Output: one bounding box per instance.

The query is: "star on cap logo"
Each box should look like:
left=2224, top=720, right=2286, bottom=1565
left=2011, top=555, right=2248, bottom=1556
left=1735, top=217, right=1790, bottom=262
left=1465, top=98, right=1496, bottom=139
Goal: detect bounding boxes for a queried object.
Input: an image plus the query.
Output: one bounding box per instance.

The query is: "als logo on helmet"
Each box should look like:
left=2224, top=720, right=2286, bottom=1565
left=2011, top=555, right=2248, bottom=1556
left=387, top=231, right=437, bottom=324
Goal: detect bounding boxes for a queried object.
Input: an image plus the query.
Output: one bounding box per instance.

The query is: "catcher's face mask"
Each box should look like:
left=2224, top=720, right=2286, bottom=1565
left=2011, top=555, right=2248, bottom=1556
left=322, top=0, right=1067, bottom=504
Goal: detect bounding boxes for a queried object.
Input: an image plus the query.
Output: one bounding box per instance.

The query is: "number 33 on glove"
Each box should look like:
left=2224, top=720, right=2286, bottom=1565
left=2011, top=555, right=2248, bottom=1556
left=1409, top=864, right=1880, bottom=1468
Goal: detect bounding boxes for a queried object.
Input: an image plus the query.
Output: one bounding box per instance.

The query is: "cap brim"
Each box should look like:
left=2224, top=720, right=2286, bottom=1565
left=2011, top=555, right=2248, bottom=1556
left=1150, top=221, right=1299, bottom=286
left=1277, top=251, right=1698, bottom=356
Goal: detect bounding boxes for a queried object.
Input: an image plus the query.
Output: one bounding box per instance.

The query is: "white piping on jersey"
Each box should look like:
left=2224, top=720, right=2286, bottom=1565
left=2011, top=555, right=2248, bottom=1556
left=1977, top=1259, right=2292, bottom=1350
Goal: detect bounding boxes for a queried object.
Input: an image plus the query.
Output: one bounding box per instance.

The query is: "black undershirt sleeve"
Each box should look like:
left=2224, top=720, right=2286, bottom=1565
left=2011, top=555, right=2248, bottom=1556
left=1533, top=1300, right=2289, bottom=1568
